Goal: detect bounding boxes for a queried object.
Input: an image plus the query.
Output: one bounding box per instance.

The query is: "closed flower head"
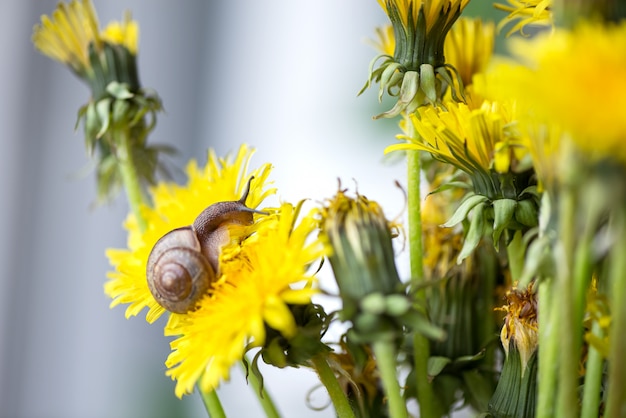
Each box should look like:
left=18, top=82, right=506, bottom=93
left=361, top=0, right=470, bottom=118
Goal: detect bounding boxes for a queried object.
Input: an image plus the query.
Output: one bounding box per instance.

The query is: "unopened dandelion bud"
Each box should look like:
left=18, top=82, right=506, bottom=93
left=319, top=189, right=415, bottom=343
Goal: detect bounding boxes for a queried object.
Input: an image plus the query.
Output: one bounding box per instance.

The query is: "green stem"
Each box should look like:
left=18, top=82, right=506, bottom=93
left=555, top=187, right=579, bottom=417
left=372, top=340, right=408, bottom=418
left=116, top=128, right=148, bottom=232
left=536, top=278, right=558, bottom=418
left=580, top=321, right=604, bottom=418
left=506, top=230, right=525, bottom=283
left=241, top=360, right=281, bottom=418
left=604, top=208, right=626, bottom=418
left=200, top=389, right=226, bottom=418
left=311, top=354, right=356, bottom=418
left=407, top=148, right=438, bottom=418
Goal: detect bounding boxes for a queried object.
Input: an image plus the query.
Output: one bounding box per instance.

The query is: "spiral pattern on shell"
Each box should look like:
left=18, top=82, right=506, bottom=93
left=147, top=226, right=215, bottom=313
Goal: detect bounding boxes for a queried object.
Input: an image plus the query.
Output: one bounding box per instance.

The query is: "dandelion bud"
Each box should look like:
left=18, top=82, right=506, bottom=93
left=319, top=188, right=443, bottom=343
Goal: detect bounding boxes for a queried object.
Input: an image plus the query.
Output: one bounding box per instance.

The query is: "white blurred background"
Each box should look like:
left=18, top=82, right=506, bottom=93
left=0, top=1, right=495, bottom=417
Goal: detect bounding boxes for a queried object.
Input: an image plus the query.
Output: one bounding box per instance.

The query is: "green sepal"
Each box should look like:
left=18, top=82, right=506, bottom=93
left=81, top=102, right=100, bottom=154
left=428, top=356, right=452, bottom=377
left=442, top=193, right=488, bottom=228
left=492, top=199, right=518, bottom=250
left=95, top=97, right=112, bottom=138
left=378, top=61, right=403, bottom=102
left=106, top=81, right=134, bottom=100
left=374, top=70, right=420, bottom=119
left=419, top=63, right=437, bottom=104
left=247, top=350, right=266, bottom=397
left=514, top=198, right=539, bottom=228
left=457, top=201, right=487, bottom=263
left=112, top=98, right=131, bottom=125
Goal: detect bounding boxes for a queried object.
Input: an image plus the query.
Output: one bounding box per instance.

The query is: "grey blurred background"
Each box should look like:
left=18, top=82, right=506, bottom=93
left=0, top=1, right=498, bottom=417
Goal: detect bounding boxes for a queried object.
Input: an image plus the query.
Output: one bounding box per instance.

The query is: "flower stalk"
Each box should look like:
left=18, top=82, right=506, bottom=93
left=240, top=359, right=281, bottom=418
left=311, top=354, right=356, bottom=418
left=116, top=127, right=148, bottom=231
left=605, top=205, right=626, bottom=417
left=555, top=186, right=579, bottom=417
left=372, top=340, right=408, bottom=418
left=200, top=389, right=226, bottom=418
left=407, top=141, right=438, bottom=418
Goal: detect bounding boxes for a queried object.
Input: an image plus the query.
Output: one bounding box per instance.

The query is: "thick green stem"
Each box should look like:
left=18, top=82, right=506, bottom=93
left=580, top=321, right=604, bottom=418
left=536, top=279, right=558, bottom=418
left=311, top=354, right=356, bottom=418
left=407, top=149, right=438, bottom=418
left=506, top=230, right=525, bottom=283
left=200, top=389, right=226, bottom=418
left=372, top=341, right=408, bottom=418
left=240, top=360, right=281, bottom=418
left=604, top=208, right=626, bottom=418
left=555, top=188, right=579, bottom=417
left=116, top=128, right=148, bottom=232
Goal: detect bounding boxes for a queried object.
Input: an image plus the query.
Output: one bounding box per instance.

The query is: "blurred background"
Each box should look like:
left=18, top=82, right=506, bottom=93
left=0, top=1, right=500, bottom=417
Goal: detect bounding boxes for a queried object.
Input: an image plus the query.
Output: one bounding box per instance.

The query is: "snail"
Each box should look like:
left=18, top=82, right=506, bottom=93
left=147, top=177, right=265, bottom=313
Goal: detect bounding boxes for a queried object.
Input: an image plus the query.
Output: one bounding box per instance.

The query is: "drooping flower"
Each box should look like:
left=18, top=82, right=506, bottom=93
left=33, top=0, right=141, bottom=97
left=32, top=1, right=163, bottom=204
left=361, top=0, right=470, bottom=118
left=32, top=0, right=100, bottom=77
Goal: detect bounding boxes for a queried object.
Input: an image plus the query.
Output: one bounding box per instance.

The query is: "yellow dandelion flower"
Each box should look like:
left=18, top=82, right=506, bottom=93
left=494, top=0, right=553, bottom=37
left=444, top=17, right=496, bottom=108
left=507, top=22, right=626, bottom=166
left=368, top=24, right=395, bottom=57
left=101, top=11, right=138, bottom=54
left=33, top=0, right=138, bottom=77
left=422, top=189, right=464, bottom=280
left=386, top=100, right=527, bottom=197
left=163, top=203, right=325, bottom=397
left=32, top=0, right=100, bottom=76
left=105, top=144, right=275, bottom=323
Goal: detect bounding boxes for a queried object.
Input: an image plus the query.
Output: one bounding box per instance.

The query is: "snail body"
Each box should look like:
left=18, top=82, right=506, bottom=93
left=147, top=177, right=263, bottom=313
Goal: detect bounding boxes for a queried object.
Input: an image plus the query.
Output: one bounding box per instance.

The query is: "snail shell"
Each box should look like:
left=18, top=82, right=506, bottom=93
left=146, top=177, right=263, bottom=313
